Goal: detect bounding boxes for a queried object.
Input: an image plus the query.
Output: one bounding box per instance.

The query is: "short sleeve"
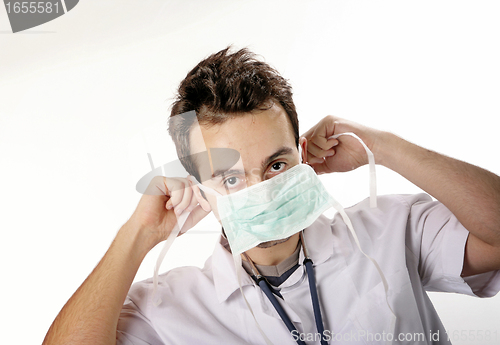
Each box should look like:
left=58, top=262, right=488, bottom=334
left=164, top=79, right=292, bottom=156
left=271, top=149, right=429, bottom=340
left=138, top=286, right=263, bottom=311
left=404, top=194, right=500, bottom=297
left=116, top=286, right=164, bottom=345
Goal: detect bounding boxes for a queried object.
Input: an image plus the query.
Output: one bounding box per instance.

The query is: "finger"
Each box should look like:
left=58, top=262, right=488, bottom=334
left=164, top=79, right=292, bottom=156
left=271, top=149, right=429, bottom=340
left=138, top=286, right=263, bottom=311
left=310, top=135, right=339, bottom=151
left=307, top=141, right=336, bottom=159
left=184, top=180, right=199, bottom=212
left=179, top=205, right=211, bottom=234
left=326, top=137, right=340, bottom=147
left=307, top=153, right=326, bottom=165
left=184, top=191, right=199, bottom=214
left=310, top=161, right=331, bottom=175
left=166, top=199, right=173, bottom=210
left=322, top=117, right=338, bottom=138
left=309, top=116, right=339, bottom=148
left=163, top=178, right=183, bottom=210
left=173, top=181, right=194, bottom=216
left=165, top=178, right=188, bottom=212
left=144, top=175, right=169, bottom=196
left=164, top=177, right=182, bottom=198
left=190, top=180, right=212, bottom=212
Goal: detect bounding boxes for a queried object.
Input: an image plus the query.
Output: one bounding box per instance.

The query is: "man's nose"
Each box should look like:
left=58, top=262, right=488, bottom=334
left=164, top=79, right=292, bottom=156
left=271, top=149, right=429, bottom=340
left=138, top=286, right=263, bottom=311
left=245, top=169, right=264, bottom=188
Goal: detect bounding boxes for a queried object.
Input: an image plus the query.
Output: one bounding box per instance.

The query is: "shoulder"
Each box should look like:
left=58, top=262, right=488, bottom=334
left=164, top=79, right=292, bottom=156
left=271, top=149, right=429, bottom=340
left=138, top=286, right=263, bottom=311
left=339, top=193, right=434, bottom=232
left=348, top=193, right=433, bottom=213
left=127, top=257, right=217, bottom=311
left=342, top=193, right=440, bottom=232
left=325, top=193, right=440, bottom=262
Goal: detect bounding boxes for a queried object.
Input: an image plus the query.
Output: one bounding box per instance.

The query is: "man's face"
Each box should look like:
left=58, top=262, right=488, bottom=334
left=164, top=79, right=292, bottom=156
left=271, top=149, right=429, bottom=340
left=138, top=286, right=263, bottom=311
left=190, top=102, right=300, bottom=225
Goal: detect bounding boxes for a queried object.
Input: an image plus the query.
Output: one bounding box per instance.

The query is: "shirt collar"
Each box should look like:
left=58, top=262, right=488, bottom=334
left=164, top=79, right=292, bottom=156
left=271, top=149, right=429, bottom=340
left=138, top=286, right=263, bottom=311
left=298, top=215, right=335, bottom=265
left=212, top=235, right=255, bottom=304
left=212, top=215, right=335, bottom=304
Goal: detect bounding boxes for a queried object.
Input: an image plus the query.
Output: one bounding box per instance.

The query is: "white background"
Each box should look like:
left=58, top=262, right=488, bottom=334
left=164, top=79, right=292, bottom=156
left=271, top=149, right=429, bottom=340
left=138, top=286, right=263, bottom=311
left=1, top=1, right=499, bottom=344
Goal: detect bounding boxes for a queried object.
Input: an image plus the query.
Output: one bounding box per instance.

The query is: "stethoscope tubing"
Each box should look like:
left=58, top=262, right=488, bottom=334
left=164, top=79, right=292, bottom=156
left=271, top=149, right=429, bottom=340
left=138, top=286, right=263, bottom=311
left=257, top=277, right=307, bottom=345
left=304, top=258, right=328, bottom=345
left=250, top=231, right=328, bottom=345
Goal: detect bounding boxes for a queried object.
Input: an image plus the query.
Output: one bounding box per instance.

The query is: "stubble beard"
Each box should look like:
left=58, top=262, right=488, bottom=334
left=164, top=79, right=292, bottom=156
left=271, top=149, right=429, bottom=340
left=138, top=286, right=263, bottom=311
left=256, top=236, right=291, bottom=248
left=221, top=228, right=291, bottom=249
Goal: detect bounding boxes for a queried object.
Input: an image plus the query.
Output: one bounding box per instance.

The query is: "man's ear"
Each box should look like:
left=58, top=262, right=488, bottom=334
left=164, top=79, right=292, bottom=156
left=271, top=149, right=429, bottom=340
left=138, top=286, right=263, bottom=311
left=299, top=137, right=308, bottom=164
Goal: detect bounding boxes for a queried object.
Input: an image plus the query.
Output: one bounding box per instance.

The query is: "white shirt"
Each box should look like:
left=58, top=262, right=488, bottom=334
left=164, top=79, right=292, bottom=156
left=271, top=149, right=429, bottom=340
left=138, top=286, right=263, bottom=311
left=117, top=194, right=500, bottom=344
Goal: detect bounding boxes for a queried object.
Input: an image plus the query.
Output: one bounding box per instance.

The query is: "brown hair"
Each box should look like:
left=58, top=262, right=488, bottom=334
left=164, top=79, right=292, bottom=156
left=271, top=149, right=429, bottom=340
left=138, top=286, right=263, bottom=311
left=168, top=46, right=299, bottom=181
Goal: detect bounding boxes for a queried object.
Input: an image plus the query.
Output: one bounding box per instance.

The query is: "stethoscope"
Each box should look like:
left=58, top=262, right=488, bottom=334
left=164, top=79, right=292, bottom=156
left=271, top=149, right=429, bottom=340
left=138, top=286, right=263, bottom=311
left=243, top=231, right=328, bottom=345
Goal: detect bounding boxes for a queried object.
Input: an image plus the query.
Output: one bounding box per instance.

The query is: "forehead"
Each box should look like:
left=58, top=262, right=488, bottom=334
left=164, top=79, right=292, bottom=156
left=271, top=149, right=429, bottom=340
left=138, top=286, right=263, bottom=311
left=189, top=103, right=296, bottom=159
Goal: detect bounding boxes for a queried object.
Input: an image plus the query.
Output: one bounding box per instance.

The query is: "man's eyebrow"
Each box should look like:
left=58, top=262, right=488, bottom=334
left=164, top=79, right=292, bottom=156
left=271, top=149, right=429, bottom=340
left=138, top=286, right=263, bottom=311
left=211, top=169, right=243, bottom=179
left=209, top=147, right=294, bottom=179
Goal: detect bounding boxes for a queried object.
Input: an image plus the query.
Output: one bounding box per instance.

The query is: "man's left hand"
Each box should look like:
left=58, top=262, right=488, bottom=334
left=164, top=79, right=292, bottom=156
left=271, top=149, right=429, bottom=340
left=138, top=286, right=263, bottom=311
left=301, top=115, right=384, bottom=174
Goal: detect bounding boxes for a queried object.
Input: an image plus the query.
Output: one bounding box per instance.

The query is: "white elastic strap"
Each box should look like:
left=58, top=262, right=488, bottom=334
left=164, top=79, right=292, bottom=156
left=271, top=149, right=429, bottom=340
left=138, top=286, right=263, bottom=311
left=197, top=180, right=273, bottom=343
left=196, top=181, right=221, bottom=197
left=328, top=132, right=377, bottom=208
left=330, top=197, right=396, bottom=324
left=152, top=211, right=189, bottom=306
left=152, top=178, right=219, bottom=306
left=233, top=254, right=274, bottom=345
left=298, top=143, right=303, bottom=163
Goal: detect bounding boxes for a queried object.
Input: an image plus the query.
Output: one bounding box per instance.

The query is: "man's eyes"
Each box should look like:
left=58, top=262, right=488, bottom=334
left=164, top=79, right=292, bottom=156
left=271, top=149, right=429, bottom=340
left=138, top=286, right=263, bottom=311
left=270, top=162, right=285, bottom=173
left=223, top=176, right=239, bottom=187
left=220, top=162, right=287, bottom=190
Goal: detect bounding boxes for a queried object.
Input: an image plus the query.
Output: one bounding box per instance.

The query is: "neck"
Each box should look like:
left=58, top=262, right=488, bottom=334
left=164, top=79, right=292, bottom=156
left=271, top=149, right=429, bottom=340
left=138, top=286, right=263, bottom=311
left=242, top=233, right=300, bottom=266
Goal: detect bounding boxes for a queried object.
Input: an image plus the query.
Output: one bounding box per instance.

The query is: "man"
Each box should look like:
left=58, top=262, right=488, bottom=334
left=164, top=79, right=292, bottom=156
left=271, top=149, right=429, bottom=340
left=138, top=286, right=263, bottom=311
left=43, top=47, right=500, bottom=344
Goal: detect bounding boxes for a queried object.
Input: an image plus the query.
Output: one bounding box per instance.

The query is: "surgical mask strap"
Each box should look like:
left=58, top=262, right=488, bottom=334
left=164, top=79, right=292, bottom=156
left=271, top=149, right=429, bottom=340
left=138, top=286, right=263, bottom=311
left=234, top=254, right=274, bottom=345
left=328, top=132, right=377, bottom=208
left=152, top=211, right=189, bottom=306
left=298, top=142, right=303, bottom=164
left=152, top=176, right=224, bottom=305
left=151, top=175, right=275, bottom=345
left=329, top=197, right=395, bottom=316
left=195, top=181, right=274, bottom=344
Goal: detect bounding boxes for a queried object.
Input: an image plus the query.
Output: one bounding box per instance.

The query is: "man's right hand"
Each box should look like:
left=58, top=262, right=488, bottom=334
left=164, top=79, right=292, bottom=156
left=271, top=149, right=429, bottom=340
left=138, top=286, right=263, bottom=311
left=128, top=175, right=212, bottom=251
left=42, top=175, right=212, bottom=345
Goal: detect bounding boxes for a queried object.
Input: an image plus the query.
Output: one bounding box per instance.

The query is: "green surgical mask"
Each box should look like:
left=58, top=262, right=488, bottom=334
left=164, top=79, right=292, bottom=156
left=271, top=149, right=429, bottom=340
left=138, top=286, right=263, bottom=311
left=199, top=132, right=377, bottom=256
left=214, top=163, right=340, bottom=254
